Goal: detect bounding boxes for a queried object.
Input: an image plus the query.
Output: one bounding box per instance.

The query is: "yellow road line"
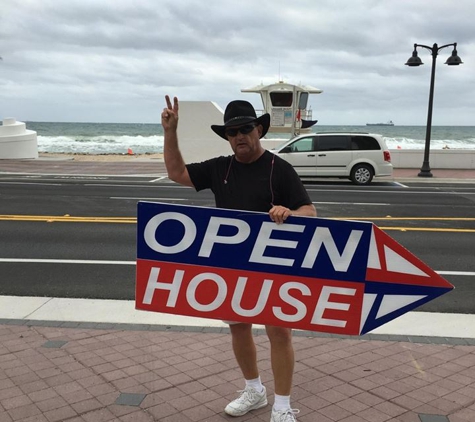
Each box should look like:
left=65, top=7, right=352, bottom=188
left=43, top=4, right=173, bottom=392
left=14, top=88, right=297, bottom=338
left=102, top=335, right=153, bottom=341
left=336, top=217, right=475, bottom=221
left=378, top=227, right=475, bottom=233
left=0, top=215, right=474, bottom=232
left=0, top=215, right=136, bottom=223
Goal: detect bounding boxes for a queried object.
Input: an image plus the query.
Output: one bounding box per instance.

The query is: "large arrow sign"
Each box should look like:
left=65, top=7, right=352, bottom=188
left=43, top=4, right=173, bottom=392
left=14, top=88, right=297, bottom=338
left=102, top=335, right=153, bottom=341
left=135, top=202, right=453, bottom=335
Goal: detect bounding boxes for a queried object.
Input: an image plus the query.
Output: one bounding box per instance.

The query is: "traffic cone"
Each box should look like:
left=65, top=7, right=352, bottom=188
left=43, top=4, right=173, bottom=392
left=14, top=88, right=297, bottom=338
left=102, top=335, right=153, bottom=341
left=127, top=148, right=134, bottom=155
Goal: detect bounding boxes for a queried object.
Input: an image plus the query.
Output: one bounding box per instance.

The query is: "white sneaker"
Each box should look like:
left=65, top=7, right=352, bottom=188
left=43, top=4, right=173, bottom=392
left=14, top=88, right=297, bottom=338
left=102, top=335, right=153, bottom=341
left=271, top=408, right=300, bottom=422
left=224, top=385, right=268, bottom=416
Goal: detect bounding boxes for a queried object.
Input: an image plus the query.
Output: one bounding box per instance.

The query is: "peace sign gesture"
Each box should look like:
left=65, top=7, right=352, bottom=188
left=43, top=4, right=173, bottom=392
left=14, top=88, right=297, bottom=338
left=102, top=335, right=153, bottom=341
left=161, top=95, right=179, bottom=132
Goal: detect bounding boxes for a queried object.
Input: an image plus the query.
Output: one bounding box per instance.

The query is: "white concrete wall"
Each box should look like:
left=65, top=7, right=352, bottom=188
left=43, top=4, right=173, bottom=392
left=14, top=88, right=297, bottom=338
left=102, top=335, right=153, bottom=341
left=389, top=149, right=475, bottom=169
left=262, top=140, right=475, bottom=169
left=177, top=101, right=232, bottom=163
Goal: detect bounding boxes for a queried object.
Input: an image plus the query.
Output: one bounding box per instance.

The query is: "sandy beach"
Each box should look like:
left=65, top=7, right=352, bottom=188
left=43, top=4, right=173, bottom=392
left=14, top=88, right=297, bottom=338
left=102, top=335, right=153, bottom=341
left=39, top=152, right=164, bottom=162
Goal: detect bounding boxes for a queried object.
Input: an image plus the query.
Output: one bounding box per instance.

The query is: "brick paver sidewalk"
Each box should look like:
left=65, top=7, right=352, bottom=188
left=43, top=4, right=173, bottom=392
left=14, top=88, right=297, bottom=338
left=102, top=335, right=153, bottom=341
left=1, top=322, right=474, bottom=422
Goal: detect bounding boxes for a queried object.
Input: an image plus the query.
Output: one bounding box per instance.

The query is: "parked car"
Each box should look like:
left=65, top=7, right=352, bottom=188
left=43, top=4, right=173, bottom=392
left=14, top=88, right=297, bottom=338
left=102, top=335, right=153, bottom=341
left=271, top=132, right=393, bottom=185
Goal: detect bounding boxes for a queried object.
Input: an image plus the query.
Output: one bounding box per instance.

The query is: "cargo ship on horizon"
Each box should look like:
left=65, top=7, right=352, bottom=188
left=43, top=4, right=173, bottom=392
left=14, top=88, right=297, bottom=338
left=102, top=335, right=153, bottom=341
left=366, top=120, right=394, bottom=126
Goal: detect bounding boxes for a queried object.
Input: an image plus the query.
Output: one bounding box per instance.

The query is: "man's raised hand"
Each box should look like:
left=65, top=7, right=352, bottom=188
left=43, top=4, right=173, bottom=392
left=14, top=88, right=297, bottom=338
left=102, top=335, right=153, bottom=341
left=161, top=95, right=179, bottom=131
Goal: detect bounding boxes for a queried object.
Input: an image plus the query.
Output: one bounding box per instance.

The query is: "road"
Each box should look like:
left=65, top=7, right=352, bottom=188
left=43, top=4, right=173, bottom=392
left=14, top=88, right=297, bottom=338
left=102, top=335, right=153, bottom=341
left=0, top=174, right=474, bottom=314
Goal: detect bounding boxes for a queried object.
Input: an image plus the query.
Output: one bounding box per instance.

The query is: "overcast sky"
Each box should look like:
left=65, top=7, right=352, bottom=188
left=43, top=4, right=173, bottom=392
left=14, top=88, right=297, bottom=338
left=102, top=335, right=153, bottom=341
left=1, top=0, right=473, bottom=125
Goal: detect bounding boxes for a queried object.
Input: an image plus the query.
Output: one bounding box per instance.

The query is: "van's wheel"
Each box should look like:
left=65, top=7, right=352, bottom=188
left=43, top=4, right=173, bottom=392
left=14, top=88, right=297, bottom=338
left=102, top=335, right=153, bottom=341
left=350, top=164, right=374, bottom=185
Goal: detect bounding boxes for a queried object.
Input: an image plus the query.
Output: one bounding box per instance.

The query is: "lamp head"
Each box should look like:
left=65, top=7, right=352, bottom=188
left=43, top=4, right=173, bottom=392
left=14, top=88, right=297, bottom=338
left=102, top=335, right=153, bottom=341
left=445, top=47, right=463, bottom=65
left=405, top=49, right=423, bottom=66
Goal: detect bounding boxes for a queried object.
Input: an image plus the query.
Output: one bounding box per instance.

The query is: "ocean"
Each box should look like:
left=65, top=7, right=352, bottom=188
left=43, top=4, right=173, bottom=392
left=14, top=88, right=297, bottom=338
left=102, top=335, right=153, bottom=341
left=25, top=122, right=475, bottom=155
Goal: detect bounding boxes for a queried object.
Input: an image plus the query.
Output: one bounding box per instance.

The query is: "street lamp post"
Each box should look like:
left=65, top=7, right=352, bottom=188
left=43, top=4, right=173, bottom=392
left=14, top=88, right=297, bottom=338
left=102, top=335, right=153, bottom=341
left=405, top=43, right=463, bottom=177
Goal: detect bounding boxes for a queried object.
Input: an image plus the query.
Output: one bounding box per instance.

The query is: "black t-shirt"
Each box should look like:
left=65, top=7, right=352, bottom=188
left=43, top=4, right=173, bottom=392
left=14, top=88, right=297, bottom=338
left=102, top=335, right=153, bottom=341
left=186, top=150, right=312, bottom=212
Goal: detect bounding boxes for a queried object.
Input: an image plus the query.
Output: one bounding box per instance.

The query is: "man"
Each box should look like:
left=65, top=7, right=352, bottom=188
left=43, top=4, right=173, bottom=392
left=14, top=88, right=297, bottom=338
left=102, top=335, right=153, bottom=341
left=161, top=95, right=316, bottom=422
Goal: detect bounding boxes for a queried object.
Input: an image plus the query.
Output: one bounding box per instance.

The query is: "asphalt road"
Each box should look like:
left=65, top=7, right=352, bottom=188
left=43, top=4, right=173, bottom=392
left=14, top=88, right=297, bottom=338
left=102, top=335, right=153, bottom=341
left=0, top=174, right=474, bottom=314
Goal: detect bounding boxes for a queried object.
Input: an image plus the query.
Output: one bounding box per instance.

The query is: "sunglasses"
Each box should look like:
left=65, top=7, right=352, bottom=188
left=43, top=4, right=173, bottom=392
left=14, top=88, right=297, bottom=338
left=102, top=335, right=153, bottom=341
left=225, top=124, right=257, bottom=137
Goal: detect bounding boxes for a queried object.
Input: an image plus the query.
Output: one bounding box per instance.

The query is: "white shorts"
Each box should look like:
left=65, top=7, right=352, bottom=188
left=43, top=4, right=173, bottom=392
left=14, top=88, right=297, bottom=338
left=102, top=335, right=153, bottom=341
left=223, top=320, right=247, bottom=325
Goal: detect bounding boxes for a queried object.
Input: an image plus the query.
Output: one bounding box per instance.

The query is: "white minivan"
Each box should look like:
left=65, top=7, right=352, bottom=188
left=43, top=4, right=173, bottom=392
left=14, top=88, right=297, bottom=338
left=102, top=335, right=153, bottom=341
left=272, top=132, right=393, bottom=185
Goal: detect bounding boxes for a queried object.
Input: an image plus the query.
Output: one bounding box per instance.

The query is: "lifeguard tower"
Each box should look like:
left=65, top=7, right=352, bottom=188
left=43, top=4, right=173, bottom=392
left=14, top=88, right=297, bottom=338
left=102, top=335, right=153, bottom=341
left=241, top=81, right=323, bottom=136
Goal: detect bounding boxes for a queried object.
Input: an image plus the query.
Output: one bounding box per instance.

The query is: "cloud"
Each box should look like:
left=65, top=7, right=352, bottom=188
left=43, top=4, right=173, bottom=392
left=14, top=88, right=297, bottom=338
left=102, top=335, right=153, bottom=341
left=0, top=0, right=473, bottom=124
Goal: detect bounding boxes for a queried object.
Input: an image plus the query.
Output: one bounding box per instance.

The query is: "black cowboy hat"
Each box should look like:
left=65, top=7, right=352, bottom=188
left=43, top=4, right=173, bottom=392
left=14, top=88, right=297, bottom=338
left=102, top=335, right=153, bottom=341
left=211, top=100, right=270, bottom=140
